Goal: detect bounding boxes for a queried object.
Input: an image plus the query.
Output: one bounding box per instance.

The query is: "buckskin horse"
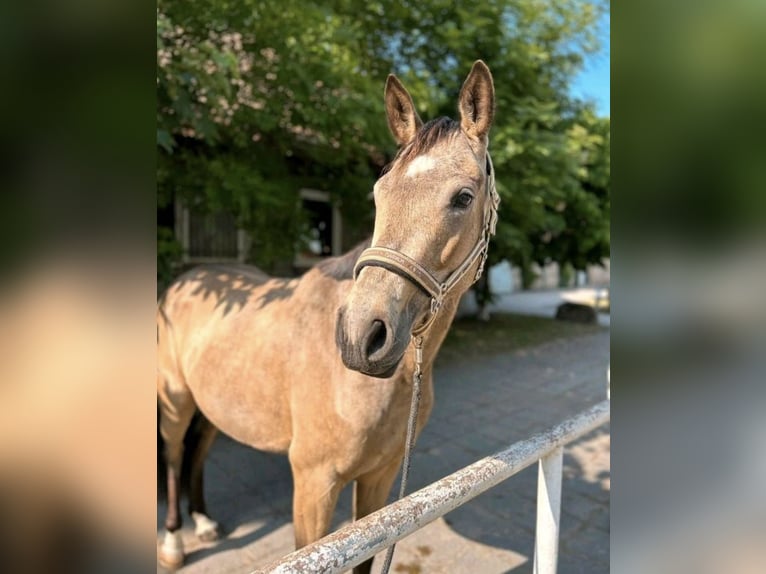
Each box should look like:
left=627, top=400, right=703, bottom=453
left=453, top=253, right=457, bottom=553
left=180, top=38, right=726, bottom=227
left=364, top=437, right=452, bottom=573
left=158, top=60, right=498, bottom=572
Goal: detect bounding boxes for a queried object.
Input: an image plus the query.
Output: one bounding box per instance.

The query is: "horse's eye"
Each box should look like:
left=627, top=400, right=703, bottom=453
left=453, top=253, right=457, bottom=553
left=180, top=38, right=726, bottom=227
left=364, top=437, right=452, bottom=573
left=452, top=189, right=474, bottom=209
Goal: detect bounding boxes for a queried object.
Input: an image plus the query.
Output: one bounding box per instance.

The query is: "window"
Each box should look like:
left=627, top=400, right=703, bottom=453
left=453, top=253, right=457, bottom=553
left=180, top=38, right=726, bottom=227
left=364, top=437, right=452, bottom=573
left=175, top=202, right=249, bottom=264
left=294, top=189, right=342, bottom=269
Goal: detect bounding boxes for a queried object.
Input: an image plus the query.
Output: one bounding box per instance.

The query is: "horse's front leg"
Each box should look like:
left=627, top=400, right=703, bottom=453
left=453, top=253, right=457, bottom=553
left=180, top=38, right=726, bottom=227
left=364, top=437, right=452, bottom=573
left=289, top=458, right=343, bottom=548
left=352, top=457, right=403, bottom=574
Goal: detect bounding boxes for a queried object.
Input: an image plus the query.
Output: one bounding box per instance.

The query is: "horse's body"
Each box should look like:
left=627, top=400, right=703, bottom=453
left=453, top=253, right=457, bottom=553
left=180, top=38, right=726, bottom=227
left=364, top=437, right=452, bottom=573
left=158, top=250, right=441, bottom=483
left=158, top=61, right=496, bottom=573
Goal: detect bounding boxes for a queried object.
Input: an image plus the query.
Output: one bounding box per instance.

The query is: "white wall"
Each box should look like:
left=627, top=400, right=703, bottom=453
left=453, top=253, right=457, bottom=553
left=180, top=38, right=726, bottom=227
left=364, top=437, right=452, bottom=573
left=456, top=258, right=611, bottom=317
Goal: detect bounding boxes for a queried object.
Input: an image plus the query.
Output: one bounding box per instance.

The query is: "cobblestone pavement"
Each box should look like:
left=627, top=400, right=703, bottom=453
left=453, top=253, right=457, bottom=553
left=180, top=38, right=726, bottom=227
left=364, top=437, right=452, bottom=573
left=158, top=329, right=610, bottom=574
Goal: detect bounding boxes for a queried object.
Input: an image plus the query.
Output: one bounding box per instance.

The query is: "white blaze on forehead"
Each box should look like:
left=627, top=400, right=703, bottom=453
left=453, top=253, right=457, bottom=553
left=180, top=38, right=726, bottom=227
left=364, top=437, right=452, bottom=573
left=405, top=154, right=437, bottom=178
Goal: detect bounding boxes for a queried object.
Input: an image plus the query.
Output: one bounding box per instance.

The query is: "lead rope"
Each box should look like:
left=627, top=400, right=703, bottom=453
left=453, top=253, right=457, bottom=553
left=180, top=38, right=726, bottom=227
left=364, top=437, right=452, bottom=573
left=379, top=334, right=424, bottom=574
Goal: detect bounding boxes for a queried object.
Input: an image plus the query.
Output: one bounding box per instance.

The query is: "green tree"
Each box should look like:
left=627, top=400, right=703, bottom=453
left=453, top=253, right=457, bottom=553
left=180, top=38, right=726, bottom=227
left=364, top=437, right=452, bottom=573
left=488, top=106, right=610, bottom=295
left=157, top=0, right=610, bottom=294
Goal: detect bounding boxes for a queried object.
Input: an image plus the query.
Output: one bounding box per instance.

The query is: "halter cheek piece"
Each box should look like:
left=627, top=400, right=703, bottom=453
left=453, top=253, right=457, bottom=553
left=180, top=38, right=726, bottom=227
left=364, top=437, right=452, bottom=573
left=353, top=153, right=500, bottom=337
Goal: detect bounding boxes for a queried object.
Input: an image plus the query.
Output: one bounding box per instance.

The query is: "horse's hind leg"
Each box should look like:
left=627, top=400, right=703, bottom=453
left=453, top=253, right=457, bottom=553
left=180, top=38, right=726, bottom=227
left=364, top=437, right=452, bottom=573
left=187, top=415, right=220, bottom=542
left=352, top=458, right=403, bottom=574
left=157, top=374, right=196, bottom=569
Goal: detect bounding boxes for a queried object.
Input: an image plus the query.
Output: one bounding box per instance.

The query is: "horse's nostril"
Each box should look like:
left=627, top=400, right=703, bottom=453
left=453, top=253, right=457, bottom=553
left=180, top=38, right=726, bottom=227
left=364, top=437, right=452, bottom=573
left=364, top=319, right=388, bottom=360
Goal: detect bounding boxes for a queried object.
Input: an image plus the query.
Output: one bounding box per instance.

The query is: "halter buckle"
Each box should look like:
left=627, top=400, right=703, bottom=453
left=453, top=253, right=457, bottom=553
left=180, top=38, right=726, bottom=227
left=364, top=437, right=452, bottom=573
left=475, top=248, right=489, bottom=281
left=430, top=296, right=442, bottom=315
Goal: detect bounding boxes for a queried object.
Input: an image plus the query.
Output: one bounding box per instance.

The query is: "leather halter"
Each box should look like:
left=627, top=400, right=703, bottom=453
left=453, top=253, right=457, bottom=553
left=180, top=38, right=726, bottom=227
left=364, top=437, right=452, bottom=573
left=353, top=152, right=500, bottom=337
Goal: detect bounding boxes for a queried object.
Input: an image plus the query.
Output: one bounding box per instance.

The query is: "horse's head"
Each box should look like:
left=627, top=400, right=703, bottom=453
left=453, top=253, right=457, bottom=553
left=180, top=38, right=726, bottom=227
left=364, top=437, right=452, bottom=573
left=337, top=61, right=497, bottom=378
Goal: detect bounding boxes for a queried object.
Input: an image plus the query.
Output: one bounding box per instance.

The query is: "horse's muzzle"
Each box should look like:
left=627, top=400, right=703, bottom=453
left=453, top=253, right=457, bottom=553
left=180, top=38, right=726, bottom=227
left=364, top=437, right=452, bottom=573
left=335, top=306, right=406, bottom=378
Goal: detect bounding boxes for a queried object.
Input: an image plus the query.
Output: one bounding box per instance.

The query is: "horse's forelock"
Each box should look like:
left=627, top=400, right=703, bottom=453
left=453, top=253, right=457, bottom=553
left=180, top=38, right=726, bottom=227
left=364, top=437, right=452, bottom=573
left=381, top=117, right=461, bottom=176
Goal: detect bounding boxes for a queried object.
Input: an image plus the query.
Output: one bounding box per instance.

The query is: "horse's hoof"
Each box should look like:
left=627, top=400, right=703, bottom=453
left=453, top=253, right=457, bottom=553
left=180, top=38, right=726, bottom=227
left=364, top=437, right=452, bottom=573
left=192, top=512, right=220, bottom=542
left=158, top=551, right=184, bottom=571
left=158, top=530, right=184, bottom=570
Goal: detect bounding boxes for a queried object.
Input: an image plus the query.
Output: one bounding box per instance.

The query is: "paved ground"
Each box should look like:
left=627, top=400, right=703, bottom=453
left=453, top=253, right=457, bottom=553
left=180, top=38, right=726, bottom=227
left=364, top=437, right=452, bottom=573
left=157, top=320, right=610, bottom=574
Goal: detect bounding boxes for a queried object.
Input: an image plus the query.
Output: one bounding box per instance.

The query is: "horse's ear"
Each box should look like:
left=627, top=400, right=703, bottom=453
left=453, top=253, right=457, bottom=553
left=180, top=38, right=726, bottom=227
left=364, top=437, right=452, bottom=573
left=458, top=60, right=495, bottom=143
left=384, top=74, right=423, bottom=146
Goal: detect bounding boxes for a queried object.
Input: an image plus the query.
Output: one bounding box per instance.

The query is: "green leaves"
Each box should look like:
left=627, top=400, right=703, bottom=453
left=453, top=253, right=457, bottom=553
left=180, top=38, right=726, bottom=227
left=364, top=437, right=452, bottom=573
left=156, top=129, right=175, bottom=153
left=157, top=0, right=609, bottom=284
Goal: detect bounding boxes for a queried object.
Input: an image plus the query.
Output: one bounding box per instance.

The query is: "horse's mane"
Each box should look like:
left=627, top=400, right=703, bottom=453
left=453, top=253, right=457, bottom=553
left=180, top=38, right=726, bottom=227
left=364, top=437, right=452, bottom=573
left=316, top=239, right=371, bottom=281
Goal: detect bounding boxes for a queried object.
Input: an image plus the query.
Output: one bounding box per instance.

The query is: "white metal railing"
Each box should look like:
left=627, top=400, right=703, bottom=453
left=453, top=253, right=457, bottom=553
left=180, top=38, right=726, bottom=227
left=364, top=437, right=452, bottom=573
left=253, top=400, right=610, bottom=574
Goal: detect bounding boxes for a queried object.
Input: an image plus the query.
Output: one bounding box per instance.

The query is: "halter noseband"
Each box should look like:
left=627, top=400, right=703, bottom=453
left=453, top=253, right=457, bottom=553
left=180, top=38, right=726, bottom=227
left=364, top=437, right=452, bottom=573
left=353, top=153, right=500, bottom=336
